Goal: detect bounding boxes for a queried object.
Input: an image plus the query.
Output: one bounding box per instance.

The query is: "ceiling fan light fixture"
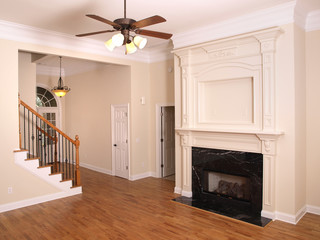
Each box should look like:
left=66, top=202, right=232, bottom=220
left=126, top=41, right=137, bottom=54
left=133, top=36, right=147, bottom=49
left=112, top=33, right=125, bottom=47
left=105, top=38, right=115, bottom=51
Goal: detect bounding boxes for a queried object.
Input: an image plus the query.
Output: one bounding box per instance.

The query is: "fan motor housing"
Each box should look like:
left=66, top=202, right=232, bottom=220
left=114, top=18, right=136, bottom=30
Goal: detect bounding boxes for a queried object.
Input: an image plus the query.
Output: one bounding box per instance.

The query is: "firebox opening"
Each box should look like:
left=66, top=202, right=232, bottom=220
left=203, top=170, right=251, bottom=202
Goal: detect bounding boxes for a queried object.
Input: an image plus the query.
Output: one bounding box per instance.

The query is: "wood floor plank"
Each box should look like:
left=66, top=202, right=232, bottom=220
left=0, top=167, right=320, bottom=239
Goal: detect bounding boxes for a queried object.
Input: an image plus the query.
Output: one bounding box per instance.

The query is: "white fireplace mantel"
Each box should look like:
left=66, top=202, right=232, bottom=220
left=173, top=27, right=284, bottom=219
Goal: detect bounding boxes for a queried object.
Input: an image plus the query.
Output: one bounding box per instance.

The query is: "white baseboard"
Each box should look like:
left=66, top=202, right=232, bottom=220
left=181, top=190, right=192, bottom=197
left=174, top=187, right=182, bottom=194
left=261, top=210, right=275, bottom=220
left=130, top=172, right=156, bottom=181
left=0, top=190, right=81, bottom=213
left=306, top=205, right=320, bottom=215
left=80, top=162, right=112, bottom=175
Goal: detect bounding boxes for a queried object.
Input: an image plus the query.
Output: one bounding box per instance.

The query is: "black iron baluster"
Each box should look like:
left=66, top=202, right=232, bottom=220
left=23, top=106, right=26, bottom=150
left=65, top=138, right=68, bottom=181
left=28, top=109, right=30, bottom=156
left=50, top=126, right=53, bottom=167
left=39, top=119, right=42, bottom=166
left=58, top=132, right=61, bottom=173
left=72, top=144, right=75, bottom=186
left=32, top=113, right=34, bottom=157
left=68, top=141, right=71, bottom=180
left=61, top=136, right=64, bottom=177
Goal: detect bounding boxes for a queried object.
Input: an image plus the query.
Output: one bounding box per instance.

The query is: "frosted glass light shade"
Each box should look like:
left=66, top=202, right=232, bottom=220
left=52, top=89, right=69, bottom=97
left=105, top=39, right=115, bottom=51
left=126, top=41, right=137, bottom=54
left=133, top=36, right=147, bottom=49
left=112, top=33, right=124, bottom=47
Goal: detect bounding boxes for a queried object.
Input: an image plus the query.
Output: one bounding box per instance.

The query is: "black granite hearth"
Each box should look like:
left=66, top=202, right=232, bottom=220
left=173, top=147, right=271, bottom=227
left=172, top=196, right=272, bottom=227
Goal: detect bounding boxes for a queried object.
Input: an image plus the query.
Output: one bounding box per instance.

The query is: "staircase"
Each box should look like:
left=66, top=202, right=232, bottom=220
left=17, top=97, right=81, bottom=193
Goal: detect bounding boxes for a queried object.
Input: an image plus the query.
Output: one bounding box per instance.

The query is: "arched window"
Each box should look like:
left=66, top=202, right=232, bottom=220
left=36, top=87, right=57, bottom=107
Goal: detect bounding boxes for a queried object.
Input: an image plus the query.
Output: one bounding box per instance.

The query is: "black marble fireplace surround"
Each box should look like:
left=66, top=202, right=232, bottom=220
left=173, top=147, right=272, bottom=227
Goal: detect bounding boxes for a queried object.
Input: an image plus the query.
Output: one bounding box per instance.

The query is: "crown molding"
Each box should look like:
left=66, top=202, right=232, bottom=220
left=0, top=19, right=160, bottom=63
left=172, top=1, right=296, bottom=49
left=306, top=10, right=320, bottom=32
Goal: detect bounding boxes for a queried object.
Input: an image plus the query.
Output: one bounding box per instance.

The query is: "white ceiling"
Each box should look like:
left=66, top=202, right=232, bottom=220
left=3, top=0, right=320, bottom=74
left=1, top=0, right=297, bottom=47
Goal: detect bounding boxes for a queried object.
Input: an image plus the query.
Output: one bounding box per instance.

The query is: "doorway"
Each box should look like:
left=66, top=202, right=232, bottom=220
left=111, top=104, right=130, bottom=179
left=157, top=105, right=175, bottom=179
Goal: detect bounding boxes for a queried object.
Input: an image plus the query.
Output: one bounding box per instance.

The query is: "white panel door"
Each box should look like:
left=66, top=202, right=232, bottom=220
left=112, top=105, right=129, bottom=179
left=161, top=106, right=175, bottom=177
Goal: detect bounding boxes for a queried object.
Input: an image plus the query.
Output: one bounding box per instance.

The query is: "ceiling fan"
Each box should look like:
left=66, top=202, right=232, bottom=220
left=76, top=0, right=172, bottom=54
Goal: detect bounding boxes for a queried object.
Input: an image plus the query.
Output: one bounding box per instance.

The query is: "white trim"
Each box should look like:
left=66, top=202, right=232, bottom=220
left=272, top=206, right=307, bottom=225
left=261, top=210, right=275, bottom=220
left=306, top=205, right=320, bottom=215
left=0, top=190, right=81, bottom=213
left=306, top=10, right=320, bottom=32
left=172, top=1, right=295, bottom=49
left=156, top=103, right=175, bottom=178
left=129, top=172, right=156, bottom=181
left=80, top=163, right=112, bottom=175
left=0, top=19, right=171, bottom=63
left=174, top=187, right=182, bottom=194
left=181, top=190, right=192, bottom=198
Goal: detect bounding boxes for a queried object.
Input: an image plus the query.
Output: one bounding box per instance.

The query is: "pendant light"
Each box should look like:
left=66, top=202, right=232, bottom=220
left=52, top=56, right=70, bottom=97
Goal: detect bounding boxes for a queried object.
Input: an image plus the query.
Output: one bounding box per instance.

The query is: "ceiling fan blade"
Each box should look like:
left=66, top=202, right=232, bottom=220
left=76, top=30, right=116, bottom=37
left=135, top=29, right=172, bottom=40
left=86, top=14, right=121, bottom=29
left=131, top=15, right=166, bottom=29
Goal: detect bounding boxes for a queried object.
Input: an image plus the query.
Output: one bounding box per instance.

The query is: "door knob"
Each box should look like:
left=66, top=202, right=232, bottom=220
left=113, top=144, right=117, bottom=147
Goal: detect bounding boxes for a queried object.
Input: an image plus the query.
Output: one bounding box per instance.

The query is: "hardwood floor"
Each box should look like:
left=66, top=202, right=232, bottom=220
left=1, top=167, right=320, bottom=239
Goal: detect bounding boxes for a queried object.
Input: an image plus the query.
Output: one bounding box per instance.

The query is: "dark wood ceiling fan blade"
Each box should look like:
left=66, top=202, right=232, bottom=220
left=76, top=30, right=116, bottom=37
left=86, top=14, right=121, bottom=28
left=135, top=29, right=172, bottom=39
left=131, top=15, right=166, bottom=29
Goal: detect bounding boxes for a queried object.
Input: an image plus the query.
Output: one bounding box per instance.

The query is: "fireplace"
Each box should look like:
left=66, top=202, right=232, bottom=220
left=173, top=27, right=284, bottom=225
left=192, top=147, right=263, bottom=215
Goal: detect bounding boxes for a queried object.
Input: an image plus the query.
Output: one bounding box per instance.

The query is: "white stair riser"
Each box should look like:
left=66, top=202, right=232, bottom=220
left=14, top=151, right=80, bottom=193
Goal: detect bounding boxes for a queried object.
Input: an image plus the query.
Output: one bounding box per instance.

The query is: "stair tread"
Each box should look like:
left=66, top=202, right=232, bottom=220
left=38, top=164, right=53, bottom=169
left=60, top=178, right=73, bottom=183
left=25, top=158, right=39, bottom=161
left=13, top=149, right=28, bottom=153
left=71, top=185, right=82, bottom=189
left=49, top=172, right=64, bottom=176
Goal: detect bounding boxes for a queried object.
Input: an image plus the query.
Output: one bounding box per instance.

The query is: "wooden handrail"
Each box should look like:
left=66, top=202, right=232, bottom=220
left=36, top=126, right=57, bottom=142
left=19, top=99, right=76, bottom=145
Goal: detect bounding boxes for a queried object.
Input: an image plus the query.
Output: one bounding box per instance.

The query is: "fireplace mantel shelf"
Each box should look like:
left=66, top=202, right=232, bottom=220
left=175, top=128, right=284, bottom=137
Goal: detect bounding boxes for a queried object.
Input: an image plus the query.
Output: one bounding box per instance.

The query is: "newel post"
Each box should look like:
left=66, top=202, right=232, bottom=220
left=75, top=135, right=81, bottom=186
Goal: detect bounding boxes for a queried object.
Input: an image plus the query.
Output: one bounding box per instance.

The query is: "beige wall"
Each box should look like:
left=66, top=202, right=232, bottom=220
left=0, top=37, right=150, bottom=205
left=65, top=64, right=130, bottom=171
left=18, top=52, right=36, bottom=108
left=148, top=59, right=175, bottom=175
left=0, top=40, right=60, bottom=205
left=306, top=29, right=320, bottom=207
left=294, top=25, right=307, bottom=213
